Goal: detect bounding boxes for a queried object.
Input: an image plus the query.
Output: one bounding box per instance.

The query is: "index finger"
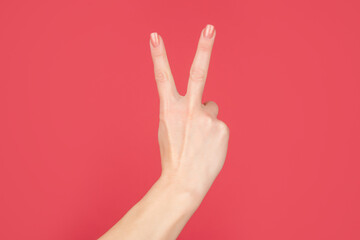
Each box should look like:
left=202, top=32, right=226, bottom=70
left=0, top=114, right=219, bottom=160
left=186, top=24, right=216, bottom=106
left=150, top=32, right=179, bottom=108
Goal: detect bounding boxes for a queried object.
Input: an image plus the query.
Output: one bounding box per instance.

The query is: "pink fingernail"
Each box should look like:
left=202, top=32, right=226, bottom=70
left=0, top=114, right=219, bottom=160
left=203, top=24, right=215, bottom=39
left=150, top=32, right=160, bottom=47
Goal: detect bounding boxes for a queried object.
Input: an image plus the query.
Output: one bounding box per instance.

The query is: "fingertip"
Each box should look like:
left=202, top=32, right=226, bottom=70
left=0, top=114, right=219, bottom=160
left=150, top=32, right=160, bottom=48
left=203, top=24, right=215, bottom=39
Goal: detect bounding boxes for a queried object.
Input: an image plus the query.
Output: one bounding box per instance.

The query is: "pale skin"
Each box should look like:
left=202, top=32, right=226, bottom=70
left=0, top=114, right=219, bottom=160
left=98, top=24, right=229, bottom=240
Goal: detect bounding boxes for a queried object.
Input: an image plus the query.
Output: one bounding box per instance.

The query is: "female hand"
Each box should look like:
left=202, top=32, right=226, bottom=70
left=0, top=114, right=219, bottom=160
left=150, top=24, right=230, bottom=201
left=99, top=25, right=230, bottom=240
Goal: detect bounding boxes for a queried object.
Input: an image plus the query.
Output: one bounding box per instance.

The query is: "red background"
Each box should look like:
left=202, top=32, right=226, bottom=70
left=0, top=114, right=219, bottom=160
left=1, top=0, right=359, bottom=239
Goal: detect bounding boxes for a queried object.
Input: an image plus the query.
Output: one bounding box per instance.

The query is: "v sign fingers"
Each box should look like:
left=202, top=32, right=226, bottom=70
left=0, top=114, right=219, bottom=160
left=186, top=24, right=216, bottom=108
left=150, top=33, right=179, bottom=110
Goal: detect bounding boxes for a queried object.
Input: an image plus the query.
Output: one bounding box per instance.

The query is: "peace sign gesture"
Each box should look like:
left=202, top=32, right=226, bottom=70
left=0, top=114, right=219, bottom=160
left=150, top=24, right=229, bottom=199
left=97, top=25, right=230, bottom=240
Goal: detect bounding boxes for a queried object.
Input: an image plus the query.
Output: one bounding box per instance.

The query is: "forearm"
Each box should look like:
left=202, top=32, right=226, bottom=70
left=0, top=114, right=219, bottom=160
left=98, top=175, right=202, bottom=240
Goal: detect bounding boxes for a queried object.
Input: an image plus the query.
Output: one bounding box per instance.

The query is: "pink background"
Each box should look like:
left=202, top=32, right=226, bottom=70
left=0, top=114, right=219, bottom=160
left=1, top=0, right=359, bottom=239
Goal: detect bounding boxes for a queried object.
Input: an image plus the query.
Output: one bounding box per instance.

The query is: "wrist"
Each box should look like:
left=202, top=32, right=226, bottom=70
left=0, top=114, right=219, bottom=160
left=156, top=173, right=205, bottom=209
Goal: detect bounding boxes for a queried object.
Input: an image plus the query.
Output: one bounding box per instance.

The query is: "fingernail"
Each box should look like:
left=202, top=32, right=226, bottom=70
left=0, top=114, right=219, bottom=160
left=203, top=24, right=215, bottom=39
left=150, top=32, right=160, bottom=47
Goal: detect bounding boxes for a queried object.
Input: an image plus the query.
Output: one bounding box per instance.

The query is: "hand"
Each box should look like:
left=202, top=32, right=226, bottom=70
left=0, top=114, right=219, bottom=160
left=150, top=24, right=230, bottom=202
left=98, top=25, right=229, bottom=240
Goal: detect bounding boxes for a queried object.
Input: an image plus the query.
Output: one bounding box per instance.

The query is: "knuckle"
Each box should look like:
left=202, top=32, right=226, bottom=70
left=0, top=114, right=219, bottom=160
left=217, top=121, right=230, bottom=136
left=189, top=67, right=207, bottom=82
left=203, top=109, right=215, bottom=119
left=154, top=70, right=169, bottom=82
left=201, top=114, right=214, bottom=126
left=198, top=42, right=212, bottom=52
left=152, top=48, right=164, bottom=58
